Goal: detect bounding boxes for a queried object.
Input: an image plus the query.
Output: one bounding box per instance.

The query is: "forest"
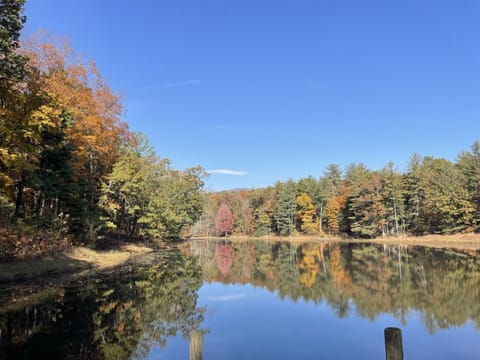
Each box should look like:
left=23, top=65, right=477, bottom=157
left=2, top=1, right=480, bottom=261
left=195, top=146, right=480, bottom=239
left=0, top=1, right=205, bottom=258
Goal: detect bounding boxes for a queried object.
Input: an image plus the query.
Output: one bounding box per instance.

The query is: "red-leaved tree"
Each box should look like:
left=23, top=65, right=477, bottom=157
left=215, top=203, right=233, bottom=236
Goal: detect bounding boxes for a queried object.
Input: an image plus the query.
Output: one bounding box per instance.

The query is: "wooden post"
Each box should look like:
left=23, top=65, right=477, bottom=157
left=384, top=327, right=403, bottom=360
left=189, top=330, right=204, bottom=360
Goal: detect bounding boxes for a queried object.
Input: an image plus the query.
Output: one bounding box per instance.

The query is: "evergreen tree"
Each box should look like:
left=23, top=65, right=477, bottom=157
left=343, top=163, right=371, bottom=234
left=380, top=163, right=407, bottom=236
left=404, top=153, right=424, bottom=232
left=273, top=181, right=297, bottom=235
left=0, top=0, right=28, bottom=84
left=254, top=206, right=271, bottom=236
left=405, top=156, right=474, bottom=234
left=457, top=141, right=480, bottom=231
left=323, top=163, right=342, bottom=193
left=100, top=133, right=161, bottom=237
left=348, top=171, right=387, bottom=238
left=0, top=0, right=28, bottom=216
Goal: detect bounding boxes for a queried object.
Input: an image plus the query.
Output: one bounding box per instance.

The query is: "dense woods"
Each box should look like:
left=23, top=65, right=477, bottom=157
left=0, top=1, right=205, bottom=258
left=1, top=1, right=479, bottom=260
left=194, top=145, right=480, bottom=238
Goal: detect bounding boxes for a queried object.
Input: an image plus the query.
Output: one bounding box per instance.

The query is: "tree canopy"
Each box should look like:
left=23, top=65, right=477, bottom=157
left=0, top=10, right=206, bottom=257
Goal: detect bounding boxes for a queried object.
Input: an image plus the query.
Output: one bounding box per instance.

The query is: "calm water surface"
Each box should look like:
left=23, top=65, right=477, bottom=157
left=1, top=240, right=479, bottom=359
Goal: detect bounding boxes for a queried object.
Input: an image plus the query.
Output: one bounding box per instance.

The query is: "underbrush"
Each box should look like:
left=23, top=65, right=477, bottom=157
left=0, top=215, right=70, bottom=261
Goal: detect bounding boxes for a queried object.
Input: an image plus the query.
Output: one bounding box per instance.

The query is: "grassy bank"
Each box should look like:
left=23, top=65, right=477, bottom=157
left=355, top=233, right=480, bottom=251
left=0, top=243, right=154, bottom=283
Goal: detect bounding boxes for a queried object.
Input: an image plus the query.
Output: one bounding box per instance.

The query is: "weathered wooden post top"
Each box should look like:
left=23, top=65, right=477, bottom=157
left=384, top=327, right=404, bottom=360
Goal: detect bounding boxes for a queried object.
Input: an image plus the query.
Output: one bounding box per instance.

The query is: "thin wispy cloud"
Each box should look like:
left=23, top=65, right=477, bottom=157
left=209, top=169, right=247, bottom=176
left=164, top=79, right=203, bottom=88
left=208, top=294, right=246, bottom=302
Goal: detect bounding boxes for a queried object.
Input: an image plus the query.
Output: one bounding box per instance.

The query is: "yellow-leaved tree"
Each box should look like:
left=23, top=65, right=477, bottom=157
left=296, top=192, right=318, bottom=235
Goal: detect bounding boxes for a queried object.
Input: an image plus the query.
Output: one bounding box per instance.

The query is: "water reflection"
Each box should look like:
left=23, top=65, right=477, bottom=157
left=0, top=240, right=479, bottom=359
left=181, top=240, right=480, bottom=333
left=0, top=250, right=205, bottom=359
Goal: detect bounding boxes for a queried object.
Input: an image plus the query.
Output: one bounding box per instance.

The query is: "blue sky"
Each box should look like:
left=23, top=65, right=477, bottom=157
left=23, top=0, right=480, bottom=190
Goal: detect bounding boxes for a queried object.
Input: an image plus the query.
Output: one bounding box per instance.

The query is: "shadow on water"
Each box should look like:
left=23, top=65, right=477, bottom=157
left=0, top=250, right=205, bottom=359
left=0, top=254, right=92, bottom=283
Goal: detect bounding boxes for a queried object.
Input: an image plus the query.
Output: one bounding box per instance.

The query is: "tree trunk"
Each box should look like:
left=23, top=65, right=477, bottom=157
left=13, top=176, right=25, bottom=222
left=319, top=203, right=323, bottom=234
left=393, top=200, right=399, bottom=237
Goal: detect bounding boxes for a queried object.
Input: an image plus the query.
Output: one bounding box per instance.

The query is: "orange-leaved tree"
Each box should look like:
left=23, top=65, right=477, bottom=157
left=20, top=33, right=128, bottom=241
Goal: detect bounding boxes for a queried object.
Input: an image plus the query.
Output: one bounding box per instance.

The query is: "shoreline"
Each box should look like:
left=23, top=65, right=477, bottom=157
left=190, top=233, right=480, bottom=251
left=1, top=233, right=478, bottom=285
left=0, top=243, right=155, bottom=284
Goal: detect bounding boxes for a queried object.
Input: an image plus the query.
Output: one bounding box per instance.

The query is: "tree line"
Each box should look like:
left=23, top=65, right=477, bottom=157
left=195, top=143, right=480, bottom=238
left=0, top=1, right=205, bottom=257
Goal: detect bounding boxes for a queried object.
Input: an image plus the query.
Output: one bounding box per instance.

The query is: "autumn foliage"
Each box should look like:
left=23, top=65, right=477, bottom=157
left=192, top=144, right=480, bottom=241
left=296, top=192, right=319, bottom=235
left=1, top=19, right=205, bottom=257
left=215, top=203, right=233, bottom=236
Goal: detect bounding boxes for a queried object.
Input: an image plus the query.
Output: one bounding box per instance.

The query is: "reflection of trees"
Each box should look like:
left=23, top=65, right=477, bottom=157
left=329, top=245, right=351, bottom=288
left=215, top=243, right=234, bottom=276
left=275, top=243, right=302, bottom=301
left=94, top=251, right=205, bottom=359
left=253, top=241, right=275, bottom=286
left=299, top=244, right=321, bottom=288
left=187, top=240, right=480, bottom=332
left=0, top=250, right=204, bottom=359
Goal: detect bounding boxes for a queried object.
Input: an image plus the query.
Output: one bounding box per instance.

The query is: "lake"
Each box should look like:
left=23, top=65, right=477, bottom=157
left=1, top=240, right=479, bottom=359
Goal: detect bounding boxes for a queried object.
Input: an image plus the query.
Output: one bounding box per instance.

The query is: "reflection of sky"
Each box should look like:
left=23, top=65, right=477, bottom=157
left=148, top=282, right=480, bottom=359
left=207, top=293, right=247, bottom=302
